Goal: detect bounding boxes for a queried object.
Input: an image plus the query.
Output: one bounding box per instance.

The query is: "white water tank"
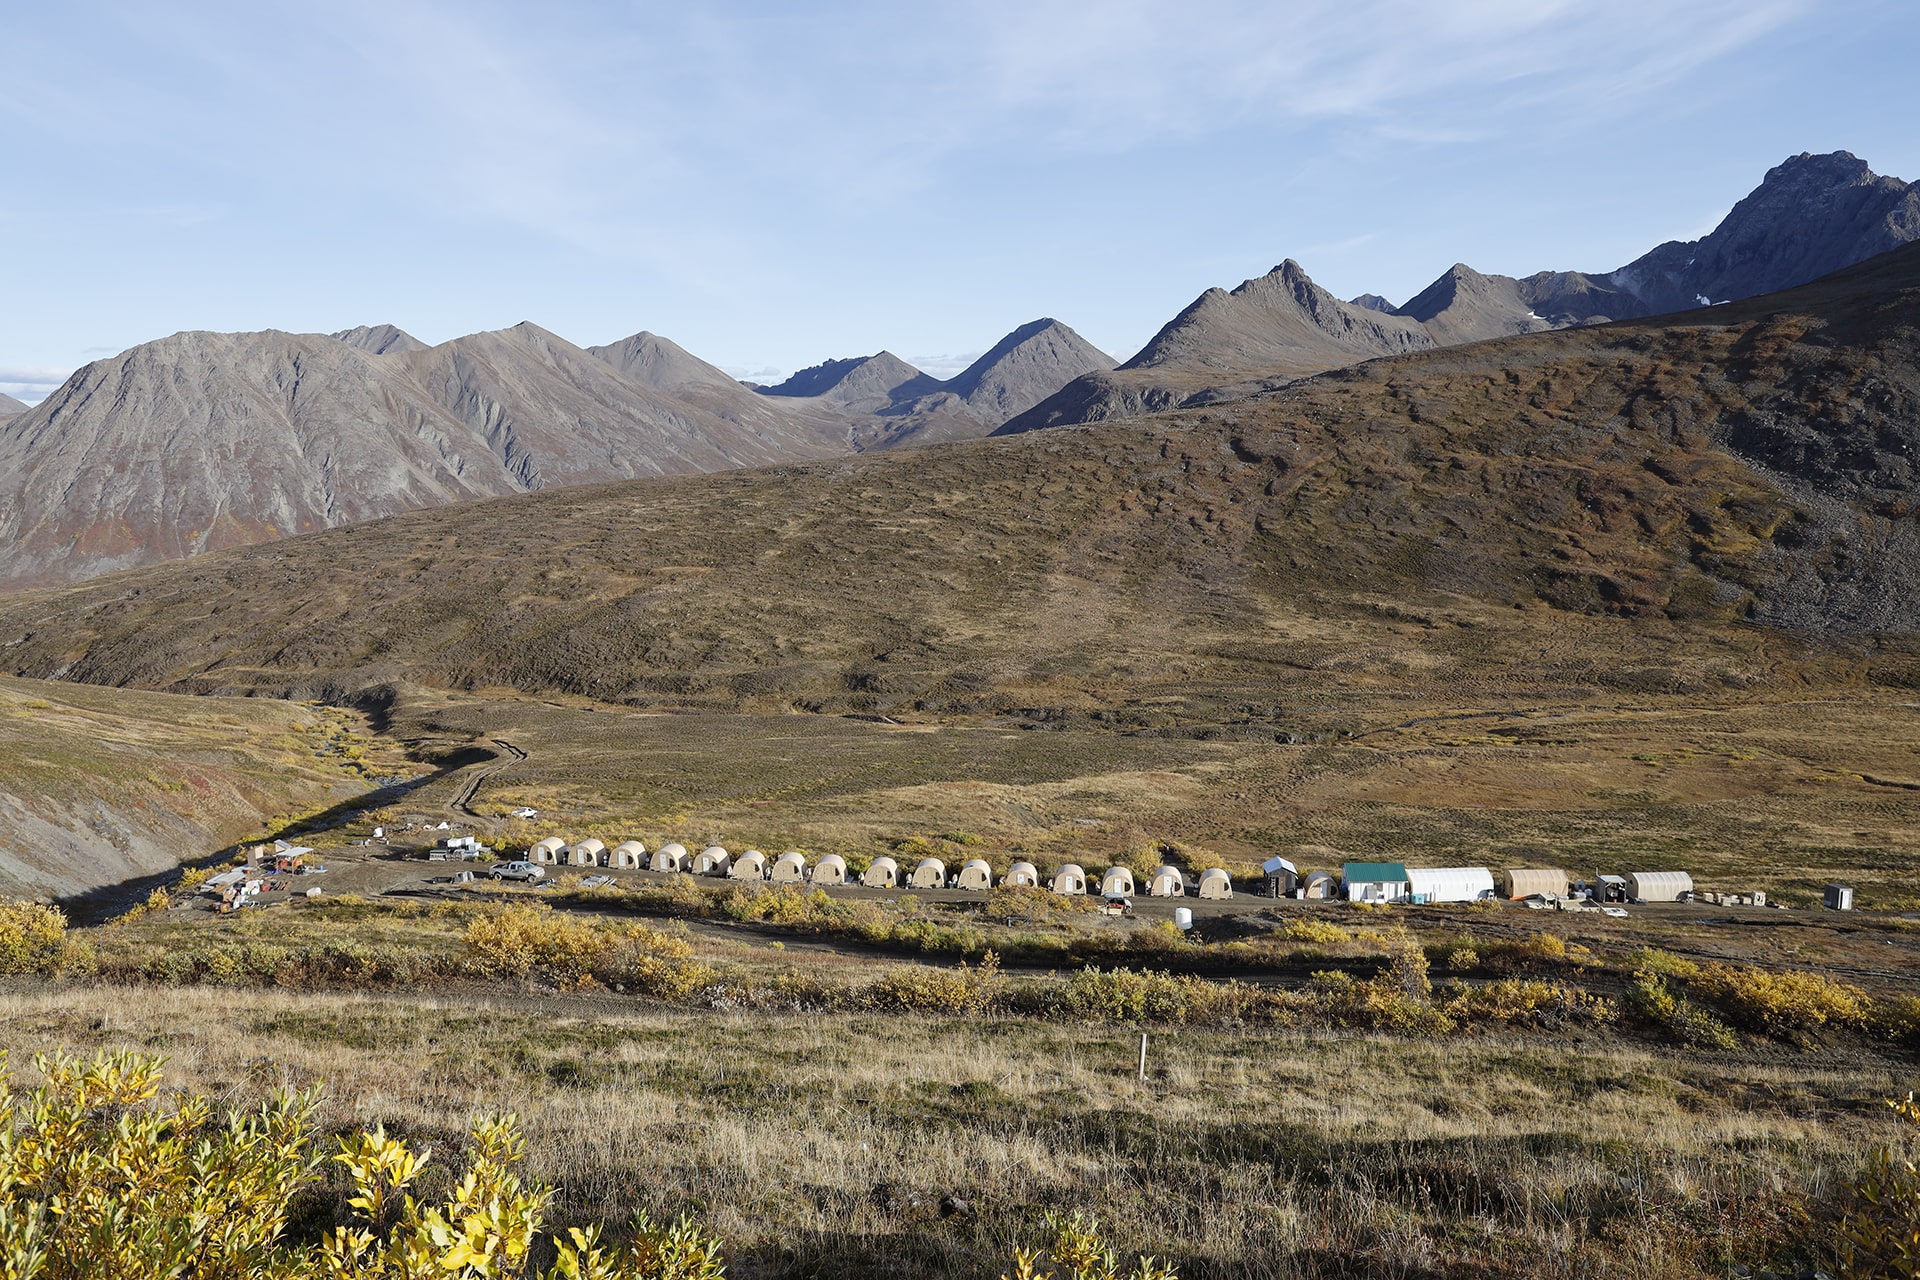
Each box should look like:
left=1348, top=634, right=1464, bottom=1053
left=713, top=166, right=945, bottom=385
left=1174, top=907, right=1193, bottom=931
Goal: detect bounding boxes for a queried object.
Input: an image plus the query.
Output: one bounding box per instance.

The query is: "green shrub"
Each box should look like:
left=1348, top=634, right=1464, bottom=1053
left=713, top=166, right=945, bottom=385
left=1690, top=962, right=1870, bottom=1041
left=863, top=952, right=1003, bottom=1016
left=1282, top=918, right=1350, bottom=945
left=1625, top=946, right=1700, bottom=979
left=1444, top=978, right=1615, bottom=1028
left=1835, top=1093, right=1920, bottom=1280
left=0, top=898, right=78, bottom=975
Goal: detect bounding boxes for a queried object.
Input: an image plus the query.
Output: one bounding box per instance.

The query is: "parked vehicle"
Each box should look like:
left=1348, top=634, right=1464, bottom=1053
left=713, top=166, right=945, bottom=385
left=490, top=861, right=545, bottom=883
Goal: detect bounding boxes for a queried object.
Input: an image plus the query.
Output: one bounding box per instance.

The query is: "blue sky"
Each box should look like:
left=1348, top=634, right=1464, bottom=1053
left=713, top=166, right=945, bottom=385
left=2, top=0, right=1915, bottom=402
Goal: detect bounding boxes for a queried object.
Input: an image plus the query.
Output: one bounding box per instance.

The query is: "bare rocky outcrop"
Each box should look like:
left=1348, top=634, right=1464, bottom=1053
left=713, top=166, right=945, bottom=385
left=0, top=392, right=28, bottom=417
left=331, top=323, right=428, bottom=355
left=1394, top=264, right=1554, bottom=346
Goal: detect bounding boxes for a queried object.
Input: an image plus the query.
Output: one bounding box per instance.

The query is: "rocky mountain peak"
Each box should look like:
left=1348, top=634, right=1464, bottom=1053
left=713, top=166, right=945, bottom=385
left=331, top=323, right=426, bottom=355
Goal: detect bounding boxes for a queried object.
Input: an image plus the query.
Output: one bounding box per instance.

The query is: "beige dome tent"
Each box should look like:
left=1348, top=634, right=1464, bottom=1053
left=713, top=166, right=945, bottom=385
left=813, top=854, right=848, bottom=885
left=651, top=843, right=692, bottom=873
left=910, top=857, right=947, bottom=889
left=1197, top=868, right=1234, bottom=900
left=1502, top=868, right=1568, bottom=899
left=730, top=849, right=768, bottom=881
left=1626, top=871, right=1693, bottom=903
left=957, top=858, right=993, bottom=890
left=1301, top=870, right=1336, bottom=899
left=528, top=837, right=567, bottom=866
left=862, top=856, right=899, bottom=888
left=568, top=839, right=606, bottom=867
left=770, top=851, right=808, bottom=884
left=1148, top=865, right=1186, bottom=898
left=1052, top=864, right=1087, bottom=895
left=692, top=845, right=730, bottom=875
left=1004, top=861, right=1039, bottom=888
left=1100, top=867, right=1135, bottom=897
left=612, top=841, right=648, bottom=869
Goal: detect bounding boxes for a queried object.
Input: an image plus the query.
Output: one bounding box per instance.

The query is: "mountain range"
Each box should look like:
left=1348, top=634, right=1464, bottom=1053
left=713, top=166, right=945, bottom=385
left=0, top=150, right=1913, bottom=591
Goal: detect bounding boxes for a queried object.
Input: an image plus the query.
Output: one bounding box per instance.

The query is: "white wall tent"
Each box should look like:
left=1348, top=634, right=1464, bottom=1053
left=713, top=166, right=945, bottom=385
left=651, top=844, right=691, bottom=873
left=1197, top=868, right=1234, bottom=900
left=770, top=851, right=808, bottom=884
left=1149, top=865, right=1186, bottom=898
left=1502, top=868, right=1569, bottom=899
left=1052, top=864, right=1088, bottom=895
left=910, top=857, right=947, bottom=889
left=862, top=856, right=899, bottom=888
left=1626, top=871, right=1693, bottom=903
left=1100, top=867, right=1135, bottom=897
left=528, top=837, right=567, bottom=865
left=814, top=854, right=848, bottom=886
left=1407, top=867, right=1496, bottom=903
left=612, top=841, right=648, bottom=869
left=569, top=839, right=606, bottom=867
left=693, top=845, right=730, bottom=875
left=1004, top=861, right=1039, bottom=888
left=730, top=850, right=768, bottom=881
left=957, top=858, right=993, bottom=890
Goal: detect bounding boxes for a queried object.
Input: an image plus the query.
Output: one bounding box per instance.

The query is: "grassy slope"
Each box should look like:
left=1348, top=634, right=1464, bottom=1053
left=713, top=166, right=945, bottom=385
left=0, top=674, right=414, bottom=900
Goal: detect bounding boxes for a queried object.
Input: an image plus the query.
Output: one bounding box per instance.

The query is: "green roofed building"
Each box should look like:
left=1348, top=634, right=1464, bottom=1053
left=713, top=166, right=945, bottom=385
left=1342, top=861, right=1411, bottom=903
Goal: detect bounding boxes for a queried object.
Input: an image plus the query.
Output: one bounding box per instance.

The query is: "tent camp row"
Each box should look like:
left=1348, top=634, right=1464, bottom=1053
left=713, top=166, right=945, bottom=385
left=520, top=839, right=1238, bottom=898
left=1297, top=862, right=1696, bottom=904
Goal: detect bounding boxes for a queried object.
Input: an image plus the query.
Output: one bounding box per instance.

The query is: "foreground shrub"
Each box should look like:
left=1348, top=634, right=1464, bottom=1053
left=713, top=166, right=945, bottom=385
left=0, top=898, right=79, bottom=975
left=1005, top=1211, right=1178, bottom=1280
left=1443, top=978, right=1616, bottom=1029
left=1691, top=962, right=1870, bottom=1042
left=1053, top=967, right=1231, bottom=1025
left=1282, top=918, right=1350, bottom=945
left=1623, top=971, right=1738, bottom=1050
left=0, top=1049, right=729, bottom=1280
left=1835, top=1093, right=1920, bottom=1280
left=464, top=906, right=714, bottom=997
left=863, top=952, right=1003, bottom=1015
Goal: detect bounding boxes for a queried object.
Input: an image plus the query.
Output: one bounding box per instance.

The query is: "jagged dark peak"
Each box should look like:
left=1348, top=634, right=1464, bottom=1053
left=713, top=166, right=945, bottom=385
left=1349, top=294, right=1395, bottom=313
left=330, top=323, right=426, bottom=355
left=760, top=351, right=940, bottom=413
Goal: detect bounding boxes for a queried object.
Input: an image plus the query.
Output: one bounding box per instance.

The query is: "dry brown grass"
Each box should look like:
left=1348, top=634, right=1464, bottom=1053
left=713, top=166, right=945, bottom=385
left=2, top=981, right=1909, bottom=1279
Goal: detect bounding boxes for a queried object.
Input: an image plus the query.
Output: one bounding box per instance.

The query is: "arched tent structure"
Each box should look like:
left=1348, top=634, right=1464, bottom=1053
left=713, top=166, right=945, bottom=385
left=862, top=856, right=899, bottom=888
left=910, top=857, right=947, bottom=889
left=729, top=850, right=768, bottom=881
left=1197, top=868, right=1234, bottom=900
left=1148, top=865, right=1186, bottom=898
left=1004, top=861, right=1039, bottom=888
left=1502, top=868, right=1568, bottom=900
left=1101, top=867, right=1135, bottom=897
left=1052, top=864, right=1087, bottom=896
left=957, top=858, right=993, bottom=891
left=770, top=851, right=808, bottom=884
left=650, top=844, right=691, bottom=873
left=528, top=837, right=567, bottom=866
left=569, top=839, right=606, bottom=867
left=1626, top=871, right=1693, bottom=903
left=693, top=845, right=730, bottom=876
left=1301, top=871, right=1336, bottom=899
left=1407, top=867, right=1497, bottom=904
left=813, top=854, right=848, bottom=886
left=612, top=841, right=648, bottom=869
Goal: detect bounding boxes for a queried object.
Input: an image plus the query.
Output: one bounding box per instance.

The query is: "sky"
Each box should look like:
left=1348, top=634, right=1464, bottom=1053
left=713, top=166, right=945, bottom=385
left=2, top=0, right=1916, bottom=403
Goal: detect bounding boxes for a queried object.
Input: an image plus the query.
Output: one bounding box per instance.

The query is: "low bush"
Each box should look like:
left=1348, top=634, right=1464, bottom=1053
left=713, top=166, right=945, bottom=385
left=1690, top=962, right=1870, bottom=1042
left=1051, top=967, right=1231, bottom=1025
left=1623, top=971, right=1738, bottom=1050
left=1282, top=918, right=1350, bottom=945
left=1834, top=1093, right=1920, bottom=1280
left=1007, top=1212, right=1179, bottom=1280
left=463, top=906, right=713, bottom=997
left=863, top=952, right=1003, bottom=1016
left=1625, top=946, right=1700, bottom=979
left=0, top=898, right=86, bottom=975
left=1443, top=978, right=1616, bottom=1028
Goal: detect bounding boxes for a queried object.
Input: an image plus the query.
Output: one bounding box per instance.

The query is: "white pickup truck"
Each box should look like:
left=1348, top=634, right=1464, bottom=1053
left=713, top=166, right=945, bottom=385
left=489, top=861, right=546, bottom=883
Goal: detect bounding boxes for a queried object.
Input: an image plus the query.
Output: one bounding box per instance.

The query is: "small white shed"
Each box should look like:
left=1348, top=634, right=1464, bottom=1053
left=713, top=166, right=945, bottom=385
left=1407, top=867, right=1497, bottom=903
left=813, top=854, right=848, bottom=885
left=569, top=838, right=606, bottom=867
left=770, top=851, right=808, bottom=884
left=1052, top=864, right=1087, bottom=895
left=1626, top=871, right=1693, bottom=903
left=910, top=857, right=947, bottom=889
left=1100, top=866, right=1135, bottom=897
left=957, top=858, right=993, bottom=891
left=1004, top=861, right=1039, bottom=888
left=528, top=837, right=567, bottom=866
left=1197, top=868, right=1234, bottom=900
left=1148, top=865, right=1186, bottom=898
left=862, top=856, right=899, bottom=888
left=730, top=849, right=768, bottom=881
left=612, top=841, right=648, bottom=869
left=693, top=845, right=730, bottom=875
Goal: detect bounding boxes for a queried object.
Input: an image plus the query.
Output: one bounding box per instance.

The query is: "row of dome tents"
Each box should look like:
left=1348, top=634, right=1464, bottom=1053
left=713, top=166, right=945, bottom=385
left=520, top=839, right=1235, bottom=897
